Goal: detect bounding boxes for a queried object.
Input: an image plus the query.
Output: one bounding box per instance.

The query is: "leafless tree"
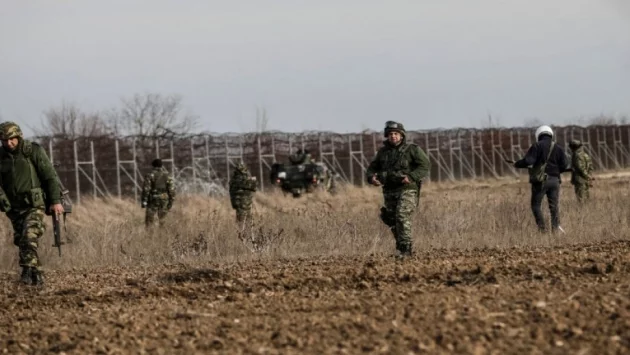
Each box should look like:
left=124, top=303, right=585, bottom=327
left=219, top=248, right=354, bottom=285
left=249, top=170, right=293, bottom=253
left=36, top=101, right=109, bottom=139
left=588, top=115, right=619, bottom=126
left=481, top=112, right=502, bottom=129
left=255, top=106, right=270, bottom=133
left=523, top=118, right=544, bottom=128
left=108, top=93, right=198, bottom=139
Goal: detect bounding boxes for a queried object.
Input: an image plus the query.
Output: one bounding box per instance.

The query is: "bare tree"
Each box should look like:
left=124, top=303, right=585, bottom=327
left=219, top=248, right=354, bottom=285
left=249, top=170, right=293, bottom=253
left=523, top=118, right=543, bottom=128
left=36, top=101, right=109, bottom=139
left=255, top=106, right=270, bottom=133
left=589, top=115, right=619, bottom=126
left=481, top=112, right=502, bottom=129
left=108, top=93, right=198, bottom=139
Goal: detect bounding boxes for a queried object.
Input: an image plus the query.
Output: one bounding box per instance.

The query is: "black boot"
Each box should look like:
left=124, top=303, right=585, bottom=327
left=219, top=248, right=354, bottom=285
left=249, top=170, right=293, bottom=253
left=31, top=269, right=44, bottom=286
left=395, top=244, right=413, bottom=260
left=404, top=244, right=413, bottom=257
left=20, top=267, right=32, bottom=285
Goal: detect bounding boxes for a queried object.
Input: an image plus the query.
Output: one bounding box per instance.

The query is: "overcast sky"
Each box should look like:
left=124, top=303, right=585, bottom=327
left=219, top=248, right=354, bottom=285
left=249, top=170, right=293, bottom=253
left=1, top=0, right=629, bottom=136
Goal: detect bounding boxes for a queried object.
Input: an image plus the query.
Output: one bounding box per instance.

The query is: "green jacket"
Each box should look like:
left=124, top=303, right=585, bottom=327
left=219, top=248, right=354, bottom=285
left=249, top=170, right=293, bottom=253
left=141, top=167, right=176, bottom=204
left=0, top=140, right=61, bottom=209
left=229, top=169, right=257, bottom=195
left=365, top=140, right=430, bottom=191
left=571, top=147, right=593, bottom=185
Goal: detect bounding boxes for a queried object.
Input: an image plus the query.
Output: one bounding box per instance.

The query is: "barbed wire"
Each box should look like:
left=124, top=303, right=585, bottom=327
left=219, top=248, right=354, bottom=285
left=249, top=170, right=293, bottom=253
left=29, top=123, right=629, bottom=142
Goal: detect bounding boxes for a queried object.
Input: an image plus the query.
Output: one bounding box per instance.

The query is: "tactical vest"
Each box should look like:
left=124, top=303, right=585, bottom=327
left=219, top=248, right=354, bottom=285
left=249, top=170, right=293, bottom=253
left=380, top=143, right=414, bottom=186
left=152, top=170, right=169, bottom=193
left=0, top=141, right=45, bottom=209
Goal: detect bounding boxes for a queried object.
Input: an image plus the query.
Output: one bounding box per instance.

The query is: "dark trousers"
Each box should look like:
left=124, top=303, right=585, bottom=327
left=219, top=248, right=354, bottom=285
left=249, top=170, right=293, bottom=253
left=530, top=176, right=560, bottom=232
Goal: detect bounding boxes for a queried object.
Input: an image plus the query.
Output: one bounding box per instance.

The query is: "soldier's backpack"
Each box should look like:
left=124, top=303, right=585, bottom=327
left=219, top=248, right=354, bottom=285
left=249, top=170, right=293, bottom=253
left=152, top=170, right=169, bottom=192
left=18, top=141, right=73, bottom=216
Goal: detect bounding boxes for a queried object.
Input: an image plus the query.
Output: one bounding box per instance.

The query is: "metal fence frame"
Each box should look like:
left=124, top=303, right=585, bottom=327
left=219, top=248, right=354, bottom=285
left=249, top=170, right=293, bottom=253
left=36, top=124, right=630, bottom=203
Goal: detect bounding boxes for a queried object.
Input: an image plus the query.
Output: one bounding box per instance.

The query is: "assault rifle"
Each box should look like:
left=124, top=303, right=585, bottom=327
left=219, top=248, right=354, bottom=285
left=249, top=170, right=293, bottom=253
left=46, top=163, right=73, bottom=257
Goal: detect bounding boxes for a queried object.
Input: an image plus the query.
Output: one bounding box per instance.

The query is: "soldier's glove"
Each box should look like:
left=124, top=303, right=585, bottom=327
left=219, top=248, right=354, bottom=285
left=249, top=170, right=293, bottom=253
left=167, top=202, right=173, bottom=210
left=141, top=201, right=147, bottom=208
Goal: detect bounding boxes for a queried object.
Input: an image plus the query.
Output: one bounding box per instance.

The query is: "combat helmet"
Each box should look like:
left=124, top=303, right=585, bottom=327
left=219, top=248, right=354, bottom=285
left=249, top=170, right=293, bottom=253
left=0, top=121, right=23, bottom=140
left=384, top=121, right=406, bottom=137
left=569, top=139, right=583, bottom=149
left=235, top=161, right=248, bottom=173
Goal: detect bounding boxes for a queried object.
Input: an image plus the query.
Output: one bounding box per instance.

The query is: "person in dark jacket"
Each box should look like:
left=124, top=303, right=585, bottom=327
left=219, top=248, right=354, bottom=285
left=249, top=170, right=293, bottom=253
left=509, top=125, right=569, bottom=233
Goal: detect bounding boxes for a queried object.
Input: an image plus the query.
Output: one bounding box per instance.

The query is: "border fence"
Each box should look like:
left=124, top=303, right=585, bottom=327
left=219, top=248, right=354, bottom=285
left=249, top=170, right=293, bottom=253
left=34, top=124, right=630, bottom=203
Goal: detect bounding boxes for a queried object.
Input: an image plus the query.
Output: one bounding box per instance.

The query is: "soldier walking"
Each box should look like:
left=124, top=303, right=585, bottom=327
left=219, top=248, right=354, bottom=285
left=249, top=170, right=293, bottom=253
left=509, top=125, right=569, bottom=233
left=568, top=140, right=594, bottom=202
left=313, top=158, right=336, bottom=194
left=141, top=159, right=176, bottom=228
left=229, top=162, right=257, bottom=230
left=0, top=121, right=63, bottom=285
left=366, top=121, right=430, bottom=258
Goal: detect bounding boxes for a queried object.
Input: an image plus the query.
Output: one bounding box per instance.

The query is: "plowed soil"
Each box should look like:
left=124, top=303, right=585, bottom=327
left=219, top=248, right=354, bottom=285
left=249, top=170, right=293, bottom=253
left=1, top=240, right=629, bottom=354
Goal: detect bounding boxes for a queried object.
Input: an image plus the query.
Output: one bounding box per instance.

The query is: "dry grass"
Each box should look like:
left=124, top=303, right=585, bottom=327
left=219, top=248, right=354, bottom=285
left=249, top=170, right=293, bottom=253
left=1, top=173, right=629, bottom=271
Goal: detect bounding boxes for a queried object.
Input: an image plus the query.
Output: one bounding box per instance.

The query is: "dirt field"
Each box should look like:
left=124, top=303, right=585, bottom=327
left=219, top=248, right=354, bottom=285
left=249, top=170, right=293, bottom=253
left=1, top=174, right=630, bottom=354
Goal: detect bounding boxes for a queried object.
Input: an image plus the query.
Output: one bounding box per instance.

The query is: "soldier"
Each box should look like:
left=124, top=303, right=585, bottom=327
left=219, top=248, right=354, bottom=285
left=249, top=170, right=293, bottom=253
left=229, top=162, right=257, bottom=227
left=569, top=140, right=594, bottom=202
left=366, top=121, right=430, bottom=258
left=141, top=159, right=175, bottom=228
left=289, top=149, right=312, bottom=165
left=0, top=121, right=63, bottom=285
left=509, top=125, right=569, bottom=233
left=313, top=159, right=336, bottom=194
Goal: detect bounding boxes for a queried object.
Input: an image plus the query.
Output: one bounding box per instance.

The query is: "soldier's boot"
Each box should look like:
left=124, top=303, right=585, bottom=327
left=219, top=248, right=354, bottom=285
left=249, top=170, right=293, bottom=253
left=395, top=243, right=413, bottom=260
left=404, top=244, right=413, bottom=257
left=20, top=267, right=32, bottom=285
left=31, top=269, right=44, bottom=286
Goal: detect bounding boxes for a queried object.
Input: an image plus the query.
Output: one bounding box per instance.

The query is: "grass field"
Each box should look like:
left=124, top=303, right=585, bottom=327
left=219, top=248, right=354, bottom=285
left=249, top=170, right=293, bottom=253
left=1, top=173, right=629, bottom=353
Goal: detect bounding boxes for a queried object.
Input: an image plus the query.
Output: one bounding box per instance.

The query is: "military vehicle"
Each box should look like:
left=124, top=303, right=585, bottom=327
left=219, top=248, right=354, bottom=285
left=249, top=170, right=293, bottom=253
left=269, top=149, right=331, bottom=198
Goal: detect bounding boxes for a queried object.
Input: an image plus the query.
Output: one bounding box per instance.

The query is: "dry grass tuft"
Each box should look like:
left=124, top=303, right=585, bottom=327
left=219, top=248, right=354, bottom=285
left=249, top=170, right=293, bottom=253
left=1, top=174, right=629, bottom=271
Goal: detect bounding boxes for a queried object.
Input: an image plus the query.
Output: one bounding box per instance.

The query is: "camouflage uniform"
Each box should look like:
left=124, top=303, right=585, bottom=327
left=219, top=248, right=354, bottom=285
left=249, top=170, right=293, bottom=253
left=229, top=162, right=257, bottom=227
left=569, top=140, right=593, bottom=202
left=366, top=121, right=430, bottom=257
left=314, top=160, right=336, bottom=193
left=0, top=122, right=61, bottom=285
left=289, top=150, right=311, bottom=165
left=141, top=166, right=175, bottom=227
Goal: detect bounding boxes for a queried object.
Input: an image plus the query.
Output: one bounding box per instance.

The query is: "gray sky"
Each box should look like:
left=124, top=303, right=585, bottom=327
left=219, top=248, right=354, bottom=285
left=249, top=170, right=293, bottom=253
left=1, top=0, right=629, bottom=136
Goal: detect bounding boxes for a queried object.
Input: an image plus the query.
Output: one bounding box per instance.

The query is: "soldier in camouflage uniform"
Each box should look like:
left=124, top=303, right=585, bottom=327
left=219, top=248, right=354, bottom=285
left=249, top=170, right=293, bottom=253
left=0, top=121, right=63, bottom=285
left=569, top=140, right=594, bottom=202
left=313, top=159, right=336, bottom=194
left=366, top=121, right=430, bottom=258
left=229, top=162, right=257, bottom=228
left=289, top=149, right=312, bottom=165
left=141, top=159, right=176, bottom=228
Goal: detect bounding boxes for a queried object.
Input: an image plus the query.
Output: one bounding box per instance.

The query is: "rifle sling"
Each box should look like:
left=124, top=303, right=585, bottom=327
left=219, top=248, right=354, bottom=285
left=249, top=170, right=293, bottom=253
left=541, top=141, right=555, bottom=170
